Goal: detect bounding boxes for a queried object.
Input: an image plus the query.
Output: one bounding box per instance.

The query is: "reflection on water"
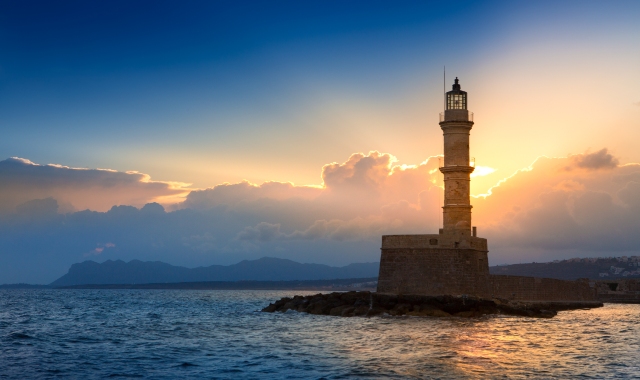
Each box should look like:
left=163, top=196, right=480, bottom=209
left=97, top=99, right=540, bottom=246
left=0, top=289, right=638, bottom=379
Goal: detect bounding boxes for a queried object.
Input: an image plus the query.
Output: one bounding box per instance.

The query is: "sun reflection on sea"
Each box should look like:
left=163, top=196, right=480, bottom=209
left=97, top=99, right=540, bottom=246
left=324, top=305, right=640, bottom=379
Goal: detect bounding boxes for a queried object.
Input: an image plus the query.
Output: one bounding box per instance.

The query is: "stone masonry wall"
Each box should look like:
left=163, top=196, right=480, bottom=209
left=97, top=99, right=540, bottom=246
left=377, top=247, right=490, bottom=297
left=382, top=234, right=488, bottom=251
left=594, top=279, right=640, bottom=303
left=377, top=235, right=597, bottom=302
left=489, top=275, right=595, bottom=302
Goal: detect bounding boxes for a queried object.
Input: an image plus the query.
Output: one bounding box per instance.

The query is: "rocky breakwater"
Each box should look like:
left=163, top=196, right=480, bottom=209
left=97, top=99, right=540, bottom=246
left=262, top=291, right=603, bottom=318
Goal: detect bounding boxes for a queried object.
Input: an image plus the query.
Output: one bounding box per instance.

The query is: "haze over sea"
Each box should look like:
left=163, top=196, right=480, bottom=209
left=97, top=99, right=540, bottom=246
left=1, top=290, right=638, bottom=379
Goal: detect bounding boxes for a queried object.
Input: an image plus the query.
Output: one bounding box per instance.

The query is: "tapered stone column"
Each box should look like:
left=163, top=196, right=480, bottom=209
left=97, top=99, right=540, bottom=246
left=439, top=109, right=474, bottom=234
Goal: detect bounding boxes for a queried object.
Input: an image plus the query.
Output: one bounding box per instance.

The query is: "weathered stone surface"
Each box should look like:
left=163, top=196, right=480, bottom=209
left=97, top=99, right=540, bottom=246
left=378, top=243, right=599, bottom=302
left=261, top=291, right=603, bottom=319
left=489, top=275, right=595, bottom=302
left=377, top=246, right=490, bottom=297
left=439, top=117, right=474, bottom=232
left=594, top=279, right=640, bottom=303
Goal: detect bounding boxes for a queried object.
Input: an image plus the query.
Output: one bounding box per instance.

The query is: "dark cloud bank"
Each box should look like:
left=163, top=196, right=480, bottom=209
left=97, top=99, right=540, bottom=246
left=1, top=148, right=640, bottom=284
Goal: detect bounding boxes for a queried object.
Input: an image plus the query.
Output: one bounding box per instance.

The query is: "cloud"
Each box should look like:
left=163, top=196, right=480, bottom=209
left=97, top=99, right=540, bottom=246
left=15, top=197, right=59, bottom=218
left=474, top=151, right=640, bottom=263
left=237, top=215, right=407, bottom=243
left=322, top=151, right=397, bottom=193
left=237, top=222, right=283, bottom=242
left=618, top=181, right=640, bottom=208
left=2, top=148, right=640, bottom=283
left=0, top=157, right=191, bottom=215
left=84, top=242, right=116, bottom=257
left=180, top=180, right=321, bottom=211
left=0, top=151, right=440, bottom=283
left=178, top=151, right=442, bottom=240
left=570, top=148, right=619, bottom=170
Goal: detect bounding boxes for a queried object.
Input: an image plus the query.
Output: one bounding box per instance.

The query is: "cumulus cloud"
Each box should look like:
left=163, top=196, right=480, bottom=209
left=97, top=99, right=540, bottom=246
left=0, top=157, right=191, bottom=215
left=178, top=151, right=443, bottom=241
left=224, top=149, right=637, bottom=256
left=2, top=148, right=640, bottom=283
left=180, top=180, right=322, bottom=211
left=15, top=197, right=59, bottom=218
left=618, top=181, right=640, bottom=208
left=322, top=151, right=396, bottom=194
left=475, top=150, right=640, bottom=263
left=237, top=215, right=407, bottom=243
left=237, top=222, right=283, bottom=242
left=570, top=148, right=619, bottom=170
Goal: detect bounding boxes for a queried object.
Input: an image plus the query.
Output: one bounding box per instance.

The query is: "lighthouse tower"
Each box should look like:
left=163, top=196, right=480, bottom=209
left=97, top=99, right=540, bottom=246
left=440, top=77, right=474, bottom=235
left=376, top=77, right=600, bottom=303
left=377, top=77, right=489, bottom=297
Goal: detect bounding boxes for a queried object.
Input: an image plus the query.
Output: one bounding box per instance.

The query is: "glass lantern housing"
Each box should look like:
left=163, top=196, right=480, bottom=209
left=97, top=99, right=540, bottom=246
left=446, top=77, right=467, bottom=110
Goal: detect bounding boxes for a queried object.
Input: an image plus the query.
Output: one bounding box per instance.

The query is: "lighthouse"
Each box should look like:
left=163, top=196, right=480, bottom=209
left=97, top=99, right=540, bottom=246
left=377, top=77, right=490, bottom=297
left=440, top=77, right=474, bottom=235
left=376, top=77, right=599, bottom=303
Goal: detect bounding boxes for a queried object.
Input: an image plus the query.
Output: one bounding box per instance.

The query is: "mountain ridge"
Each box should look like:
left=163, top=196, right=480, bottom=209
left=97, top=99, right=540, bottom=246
left=13, top=255, right=640, bottom=288
left=50, top=257, right=380, bottom=287
left=489, top=256, right=640, bottom=280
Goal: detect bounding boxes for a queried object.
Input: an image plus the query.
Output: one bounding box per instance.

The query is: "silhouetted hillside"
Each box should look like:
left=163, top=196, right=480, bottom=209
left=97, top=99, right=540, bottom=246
left=50, top=257, right=380, bottom=287
left=57, top=278, right=378, bottom=291
left=490, top=256, right=640, bottom=280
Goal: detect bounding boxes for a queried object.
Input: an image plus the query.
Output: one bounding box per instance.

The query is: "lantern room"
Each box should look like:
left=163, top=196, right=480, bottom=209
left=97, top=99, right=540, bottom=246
left=446, top=77, right=467, bottom=110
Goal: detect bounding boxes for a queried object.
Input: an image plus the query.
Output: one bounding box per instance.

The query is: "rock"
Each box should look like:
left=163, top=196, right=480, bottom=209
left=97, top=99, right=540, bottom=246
left=261, top=291, right=602, bottom=318
left=426, top=309, right=451, bottom=317
left=353, top=305, right=370, bottom=316
left=329, top=305, right=350, bottom=316
left=365, top=307, right=385, bottom=317
left=262, top=303, right=278, bottom=313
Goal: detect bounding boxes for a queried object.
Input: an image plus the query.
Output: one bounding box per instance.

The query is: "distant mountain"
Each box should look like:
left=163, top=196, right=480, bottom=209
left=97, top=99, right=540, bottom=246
left=50, top=257, right=380, bottom=287
left=0, top=283, right=50, bottom=289
left=55, top=278, right=378, bottom=291
left=490, top=256, right=640, bottom=280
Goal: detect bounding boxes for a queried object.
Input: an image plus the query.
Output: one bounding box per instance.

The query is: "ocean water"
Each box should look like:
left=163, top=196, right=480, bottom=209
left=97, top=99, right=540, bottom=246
left=0, top=290, right=639, bottom=379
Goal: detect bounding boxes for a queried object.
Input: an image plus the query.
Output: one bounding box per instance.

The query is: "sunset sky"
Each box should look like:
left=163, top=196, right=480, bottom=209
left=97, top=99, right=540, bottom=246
left=1, top=1, right=640, bottom=283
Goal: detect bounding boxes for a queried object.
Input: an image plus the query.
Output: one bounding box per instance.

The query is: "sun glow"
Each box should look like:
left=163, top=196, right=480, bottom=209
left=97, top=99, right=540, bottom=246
left=470, top=166, right=496, bottom=178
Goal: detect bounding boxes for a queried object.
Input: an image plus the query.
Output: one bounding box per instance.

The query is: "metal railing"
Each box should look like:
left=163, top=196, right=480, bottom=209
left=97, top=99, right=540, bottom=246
left=439, top=110, right=473, bottom=122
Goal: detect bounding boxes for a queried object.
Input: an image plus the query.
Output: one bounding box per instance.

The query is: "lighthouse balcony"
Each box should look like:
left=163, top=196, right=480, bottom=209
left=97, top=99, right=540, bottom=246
left=439, top=165, right=475, bottom=174
left=440, top=110, right=473, bottom=122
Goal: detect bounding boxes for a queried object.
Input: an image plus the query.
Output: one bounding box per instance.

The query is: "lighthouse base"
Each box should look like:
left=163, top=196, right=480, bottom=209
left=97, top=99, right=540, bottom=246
left=376, top=233, right=597, bottom=302
left=377, top=235, right=490, bottom=297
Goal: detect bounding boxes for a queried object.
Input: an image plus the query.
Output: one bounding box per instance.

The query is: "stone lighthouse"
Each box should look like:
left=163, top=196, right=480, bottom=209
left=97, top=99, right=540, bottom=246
left=440, top=77, right=474, bottom=235
left=440, top=78, right=474, bottom=236
left=376, top=77, right=599, bottom=303
left=377, top=77, right=490, bottom=297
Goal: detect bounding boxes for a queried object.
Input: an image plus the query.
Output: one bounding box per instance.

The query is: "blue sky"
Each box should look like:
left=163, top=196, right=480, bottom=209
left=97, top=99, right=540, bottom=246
left=6, top=0, right=631, bottom=187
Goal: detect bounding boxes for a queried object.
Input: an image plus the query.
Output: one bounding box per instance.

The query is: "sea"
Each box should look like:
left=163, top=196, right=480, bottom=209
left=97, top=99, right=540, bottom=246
left=1, top=290, right=639, bottom=379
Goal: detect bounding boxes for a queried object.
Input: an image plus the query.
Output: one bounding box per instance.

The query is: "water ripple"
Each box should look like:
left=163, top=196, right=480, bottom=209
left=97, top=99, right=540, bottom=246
left=0, top=289, right=639, bottom=379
